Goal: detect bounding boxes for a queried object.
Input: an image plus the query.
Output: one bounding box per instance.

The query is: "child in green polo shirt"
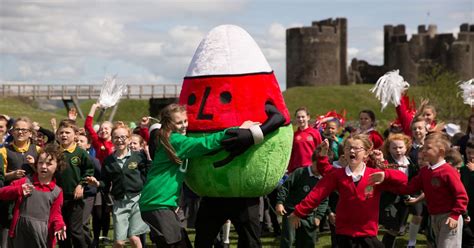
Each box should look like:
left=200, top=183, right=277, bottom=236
left=87, top=122, right=150, bottom=248
left=56, top=119, right=94, bottom=248
left=276, top=149, right=329, bottom=248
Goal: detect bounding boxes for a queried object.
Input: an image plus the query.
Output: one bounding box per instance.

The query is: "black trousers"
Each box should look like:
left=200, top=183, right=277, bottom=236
left=462, top=219, right=474, bottom=248
left=59, top=199, right=88, bottom=248
left=336, top=235, right=384, bottom=248
left=195, top=197, right=261, bottom=248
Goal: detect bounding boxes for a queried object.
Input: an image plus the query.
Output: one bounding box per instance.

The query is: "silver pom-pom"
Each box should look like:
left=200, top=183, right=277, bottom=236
left=458, top=79, right=474, bottom=107
left=370, top=70, right=410, bottom=111
left=98, top=75, right=127, bottom=108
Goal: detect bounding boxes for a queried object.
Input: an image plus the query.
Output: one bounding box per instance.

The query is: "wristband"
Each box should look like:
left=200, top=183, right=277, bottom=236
left=249, top=125, right=264, bottom=144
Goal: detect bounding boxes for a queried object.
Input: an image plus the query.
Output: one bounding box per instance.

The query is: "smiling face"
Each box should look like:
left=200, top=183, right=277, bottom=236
left=12, top=120, right=32, bottom=144
left=295, top=110, right=310, bottom=130
left=411, top=120, right=427, bottom=142
left=37, top=153, right=58, bottom=181
left=99, top=122, right=113, bottom=141
left=129, top=135, right=143, bottom=152
left=77, top=135, right=90, bottom=150
left=112, top=127, right=130, bottom=152
left=324, top=121, right=339, bottom=137
left=359, top=112, right=374, bottom=130
left=422, top=108, right=436, bottom=124
left=171, top=111, right=188, bottom=135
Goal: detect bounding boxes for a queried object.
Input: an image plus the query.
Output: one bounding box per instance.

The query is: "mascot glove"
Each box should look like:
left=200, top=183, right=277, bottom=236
left=213, top=128, right=254, bottom=167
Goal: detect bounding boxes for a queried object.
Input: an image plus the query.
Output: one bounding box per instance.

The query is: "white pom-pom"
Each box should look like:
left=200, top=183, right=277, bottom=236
left=98, top=75, right=127, bottom=108
left=370, top=70, right=410, bottom=111
left=458, top=79, right=474, bottom=107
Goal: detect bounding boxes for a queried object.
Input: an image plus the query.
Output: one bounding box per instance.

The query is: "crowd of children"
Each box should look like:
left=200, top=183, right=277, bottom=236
left=0, top=90, right=473, bottom=248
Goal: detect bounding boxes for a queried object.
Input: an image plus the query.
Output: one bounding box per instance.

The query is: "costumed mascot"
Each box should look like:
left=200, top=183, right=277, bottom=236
left=178, top=25, right=293, bottom=247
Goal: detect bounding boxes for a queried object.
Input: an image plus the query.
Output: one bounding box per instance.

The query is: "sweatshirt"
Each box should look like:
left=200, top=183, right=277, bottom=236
left=293, top=156, right=407, bottom=237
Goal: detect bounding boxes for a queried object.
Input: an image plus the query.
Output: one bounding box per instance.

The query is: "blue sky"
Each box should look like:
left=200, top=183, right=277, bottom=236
left=0, top=0, right=472, bottom=90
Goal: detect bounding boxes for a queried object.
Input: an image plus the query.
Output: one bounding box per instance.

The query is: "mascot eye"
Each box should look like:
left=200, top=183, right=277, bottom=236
left=220, top=91, right=232, bottom=104
left=188, top=93, right=197, bottom=105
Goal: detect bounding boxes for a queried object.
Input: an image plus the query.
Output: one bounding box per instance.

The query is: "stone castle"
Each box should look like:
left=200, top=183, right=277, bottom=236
left=286, top=18, right=474, bottom=88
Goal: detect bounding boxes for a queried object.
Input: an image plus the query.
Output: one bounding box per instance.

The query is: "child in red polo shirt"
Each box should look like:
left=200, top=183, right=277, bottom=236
left=0, top=144, right=66, bottom=248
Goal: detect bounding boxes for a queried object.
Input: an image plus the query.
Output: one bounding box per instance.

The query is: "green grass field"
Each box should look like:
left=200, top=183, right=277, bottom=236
left=95, top=227, right=429, bottom=247
left=0, top=84, right=469, bottom=131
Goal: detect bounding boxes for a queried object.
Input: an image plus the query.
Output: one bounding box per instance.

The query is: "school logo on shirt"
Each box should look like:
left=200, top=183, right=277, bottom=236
left=431, top=177, right=441, bottom=187
left=303, top=185, right=311, bottom=192
left=70, top=156, right=81, bottom=166
left=296, top=135, right=302, bottom=141
left=128, top=162, right=138, bottom=170
left=306, top=136, right=313, bottom=142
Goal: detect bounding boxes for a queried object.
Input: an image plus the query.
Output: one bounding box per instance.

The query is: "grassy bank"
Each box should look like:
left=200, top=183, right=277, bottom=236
left=0, top=84, right=469, bottom=131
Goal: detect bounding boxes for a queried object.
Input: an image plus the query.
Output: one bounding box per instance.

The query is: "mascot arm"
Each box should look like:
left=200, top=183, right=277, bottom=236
left=213, top=102, right=285, bottom=168
left=259, top=102, right=285, bottom=135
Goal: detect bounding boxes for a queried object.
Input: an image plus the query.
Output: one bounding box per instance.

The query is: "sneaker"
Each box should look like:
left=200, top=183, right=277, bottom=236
left=99, top=236, right=112, bottom=245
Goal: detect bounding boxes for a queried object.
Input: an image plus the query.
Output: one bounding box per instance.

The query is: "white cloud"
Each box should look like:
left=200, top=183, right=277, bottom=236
left=348, top=48, right=359, bottom=58
left=0, top=1, right=248, bottom=84
left=448, top=11, right=474, bottom=22
left=128, top=42, right=164, bottom=57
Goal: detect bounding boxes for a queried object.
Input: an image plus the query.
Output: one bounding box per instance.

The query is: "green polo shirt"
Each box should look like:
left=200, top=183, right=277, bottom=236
left=57, top=144, right=94, bottom=200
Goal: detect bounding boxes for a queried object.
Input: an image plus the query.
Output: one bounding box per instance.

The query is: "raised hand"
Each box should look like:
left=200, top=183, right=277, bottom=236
left=140, top=117, right=150, bottom=128
left=318, top=139, right=330, bottom=156
left=50, top=118, right=57, bottom=133
left=68, top=107, right=78, bottom=121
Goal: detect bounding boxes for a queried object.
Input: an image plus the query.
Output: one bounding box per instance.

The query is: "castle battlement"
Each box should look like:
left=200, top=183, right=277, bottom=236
left=286, top=18, right=347, bottom=87
left=384, top=23, right=473, bottom=83
left=286, top=19, right=473, bottom=89
left=417, top=24, right=437, bottom=36
left=460, top=23, right=474, bottom=32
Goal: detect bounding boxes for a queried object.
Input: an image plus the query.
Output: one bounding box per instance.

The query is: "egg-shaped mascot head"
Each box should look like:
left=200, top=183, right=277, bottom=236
left=179, top=25, right=293, bottom=197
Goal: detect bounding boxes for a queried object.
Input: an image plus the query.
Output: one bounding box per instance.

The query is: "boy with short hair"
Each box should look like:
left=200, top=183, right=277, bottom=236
left=388, top=132, right=468, bottom=247
left=276, top=150, right=328, bottom=248
left=56, top=119, right=94, bottom=248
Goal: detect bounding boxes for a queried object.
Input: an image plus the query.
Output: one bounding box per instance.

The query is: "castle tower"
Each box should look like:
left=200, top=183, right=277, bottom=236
left=286, top=18, right=347, bottom=88
left=384, top=24, right=417, bottom=83
left=450, top=23, right=474, bottom=80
